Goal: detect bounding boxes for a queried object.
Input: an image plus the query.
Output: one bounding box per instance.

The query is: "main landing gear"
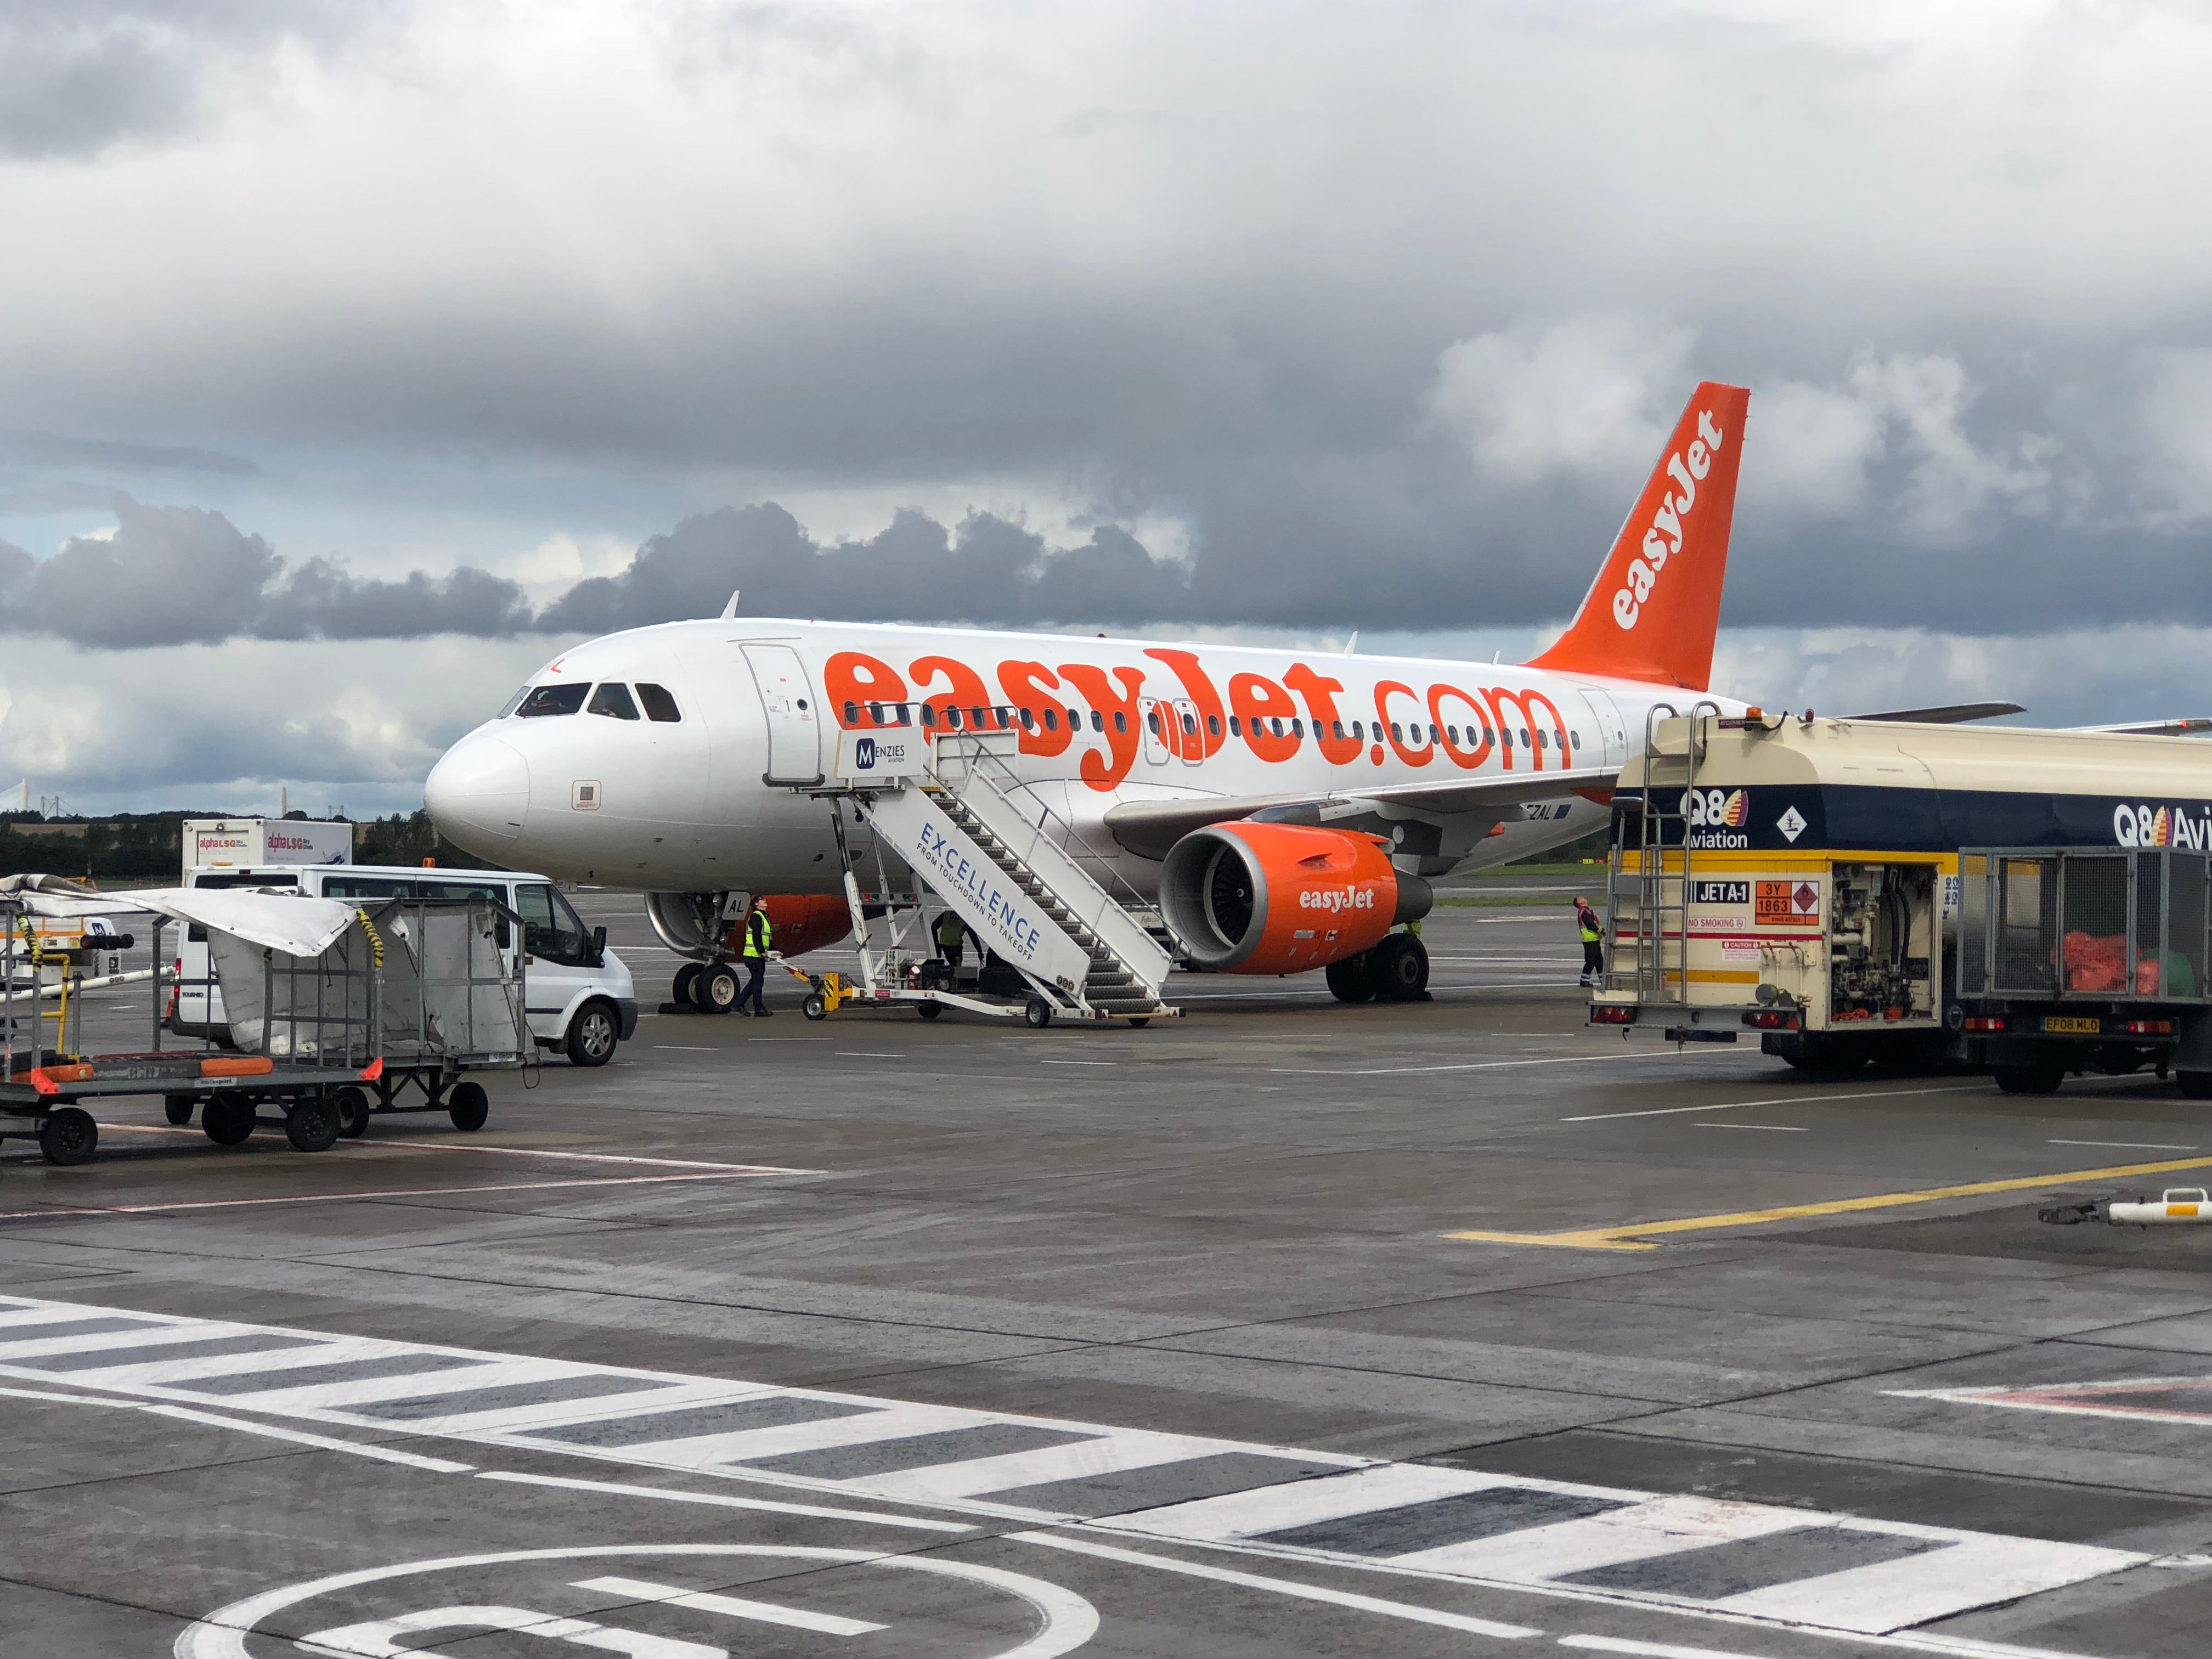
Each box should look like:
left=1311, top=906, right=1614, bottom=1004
left=1325, top=932, right=1430, bottom=1004
left=673, top=960, right=741, bottom=1014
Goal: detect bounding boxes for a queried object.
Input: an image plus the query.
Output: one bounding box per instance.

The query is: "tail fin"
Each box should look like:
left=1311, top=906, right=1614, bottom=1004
left=1526, top=381, right=1750, bottom=692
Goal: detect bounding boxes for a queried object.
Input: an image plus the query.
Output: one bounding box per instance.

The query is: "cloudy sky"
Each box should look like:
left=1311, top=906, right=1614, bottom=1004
left=3, top=1, right=2209, bottom=815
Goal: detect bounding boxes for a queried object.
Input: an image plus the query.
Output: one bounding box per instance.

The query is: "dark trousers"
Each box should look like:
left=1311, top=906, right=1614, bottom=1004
left=739, top=956, right=768, bottom=1013
left=1581, top=940, right=1604, bottom=979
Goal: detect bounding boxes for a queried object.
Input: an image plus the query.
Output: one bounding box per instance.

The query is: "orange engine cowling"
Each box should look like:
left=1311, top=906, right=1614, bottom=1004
left=719, top=894, right=853, bottom=960
left=1158, top=822, right=1432, bottom=974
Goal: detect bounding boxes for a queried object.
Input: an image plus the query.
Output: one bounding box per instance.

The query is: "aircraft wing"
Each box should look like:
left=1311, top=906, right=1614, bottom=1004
left=1101, top=766, right=1617, bottom=860
left=2070, top=717, right=2212, bottom=737
left=1844, top=702, right=2024, bottom=724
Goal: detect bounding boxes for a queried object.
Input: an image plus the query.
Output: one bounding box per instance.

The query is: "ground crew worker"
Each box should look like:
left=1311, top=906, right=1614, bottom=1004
left=738, top=898, right=773, bottom=1017
left=934, top=907, right=967, bottom=970
left=1574, top=895, right=1604, bottom=987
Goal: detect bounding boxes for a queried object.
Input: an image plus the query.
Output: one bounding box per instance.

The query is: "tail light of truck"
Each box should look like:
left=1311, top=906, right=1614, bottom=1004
left=1590, top=1005, right=1635, bottom=1025
left=1961, top=1016, right=2004, bottom=1032
left=2121, top=1019, right=2174, bottom=1036
left=1741, top=1010, right=1800, bottom=1030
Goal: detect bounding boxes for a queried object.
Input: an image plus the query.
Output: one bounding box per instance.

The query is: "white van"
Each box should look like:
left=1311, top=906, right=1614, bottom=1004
left=170, top=863, right=637, bottom=1066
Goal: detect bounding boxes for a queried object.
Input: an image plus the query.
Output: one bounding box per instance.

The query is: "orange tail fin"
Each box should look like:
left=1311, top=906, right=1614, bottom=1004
left=1526, top=381, right=1750, bottom=692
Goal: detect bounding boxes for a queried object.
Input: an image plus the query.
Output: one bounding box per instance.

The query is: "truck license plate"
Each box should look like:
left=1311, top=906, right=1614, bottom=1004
left=2041, top=1016, right=2100, bottom=1034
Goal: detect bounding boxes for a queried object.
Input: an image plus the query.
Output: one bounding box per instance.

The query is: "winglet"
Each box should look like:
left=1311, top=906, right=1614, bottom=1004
left=1527, top=382, right=1751, bottom=692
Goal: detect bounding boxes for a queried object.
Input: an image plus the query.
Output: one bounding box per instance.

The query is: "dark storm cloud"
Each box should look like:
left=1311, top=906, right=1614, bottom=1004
left=538, top=504, right=1195, bottom=633
left=0, top=1, right=371, bottom=159
left=0, top=498, right=529, bottom=646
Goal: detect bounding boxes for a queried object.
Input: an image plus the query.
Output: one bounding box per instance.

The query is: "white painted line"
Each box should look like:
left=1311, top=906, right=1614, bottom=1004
left=1009, top=1529, right=1540, bottom=1639
left=98, top=1125, right=814, bottom=1176
left=1273, top=1052, right=1702, bottom=1077
left=1561, top=1638, right=1778, bottom=1659
left=652, top=1045, right=721, bottom=1052
left=477, top=1470, right=973, bottom=1532
left=2050, top=1138, right=2198, bottom=1151
left=1119, top=1463, right=1485, bottom=1543
left=1041, top=1060, right=1117, bottom=1067
left=748, top=1037, right=831, bottom=1041
left=576, top=1574, right=884, bottom=1637
left=1398, top=1495, right=1805, bottom=1579
left=0, top=1171, right=783, bottom=1222
left=1695, top=1124, right=1809, bottom=1133
left=864, top=1431, right=1218, bottom=1505
left=835, top=1051, right=907, bottom=1058
left=1563, top=1085, right=1979, bottom=1122
left=0, top=1384, right=471, bottom=1472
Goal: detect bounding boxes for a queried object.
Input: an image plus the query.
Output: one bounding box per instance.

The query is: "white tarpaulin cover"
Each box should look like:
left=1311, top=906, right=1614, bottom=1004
left=0, top=876, right=359, bottom=958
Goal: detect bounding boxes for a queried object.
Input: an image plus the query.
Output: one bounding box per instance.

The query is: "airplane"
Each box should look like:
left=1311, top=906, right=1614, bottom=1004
left=427, top=382, right=1759, bottom=1009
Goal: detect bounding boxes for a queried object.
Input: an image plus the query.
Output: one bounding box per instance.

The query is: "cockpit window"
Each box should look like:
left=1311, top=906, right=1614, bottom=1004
left=497, top=684, right=531, bottom=718
left=636, top=682, right=681, bottom=723
left=587, top=682, right=640, bottom=720
left=515, top=683, right=589, bottom=718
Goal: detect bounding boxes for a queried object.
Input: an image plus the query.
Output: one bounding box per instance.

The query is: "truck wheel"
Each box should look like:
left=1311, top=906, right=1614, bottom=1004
left=916, top=1000, right=945, bottom=1020
left=565, top=1000, right=619, bottom=1066
left=1325, top=953, right=1375, bottom=1004
left=285, top=1098, right=338, bottom=1153
left=163, top=1095, right=195, bottom=1126
left=802, top=993, right=827, bottom=1021
left=1994, top=1063, right=2066, bottom=1096
left=332, top=1086, right=372, bottom=1139
left=38, top=1107, right=98, bottom=1167
left=1371, top=934, right=1430, bottom=1003
left=693, top=963, right=740, bottom=1014
left=673, top=962, right=702, bottom=1006
left=202, top=1097, right=256, bottom=1146
left=1024, top=996, right=1053, bottom=1029
left=448, top=1080, right=490, bottom=1132
left=2179, top=1071, right=2212, bottom=1100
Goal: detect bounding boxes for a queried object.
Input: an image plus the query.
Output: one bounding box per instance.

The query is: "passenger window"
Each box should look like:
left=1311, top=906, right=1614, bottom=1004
left=1483, top=725, right=1495, bottom=744
left=1571, top=731, right=1582, bottom=749
left=844, top=701, right=859, bottom=724
left=636, top=682, right=682, bottom=723
left=1182, top=712, right=1197, bottom=736
left=1228, top=715, right=1242, bottom=736
left=1020, top=707, right=1035, bottom=729
left=1207, top=714, right=1221, bottom=737
left=1351, top=721, right=1364, bottom=741
left=515, top=883, right=591, bottom=966
left=515, top=683, right=589, bottom=718
left=1390, top=722, right=1402, bottom=743
left=1271, top=718, right=1284, bottom=737
left=1520, top=727, right=1531, bottom=746
left=945, top=706, right=963, bottom=730
left=921, top=706, right=937, bottom=728
left=867, top=702, right=884, bottom=724
left=1044, top=708, right=1059, bottom=731
left=1291, top=719, right=1304, bottom=737
left=1331, top=720, right=1345, bottom=741
left=1447, top=726, right=1459, bottom=744
left=322, top=877, right=413, bottom=899
left=1147, top=710, right=1161, bottom=735
left=1113, top=711, right=1127, bottom=733
left=969, top=706, right=986, bottom=728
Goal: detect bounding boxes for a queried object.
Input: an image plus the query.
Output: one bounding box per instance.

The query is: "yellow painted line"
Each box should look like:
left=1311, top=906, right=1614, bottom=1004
left=1443, top=1155, right=2212, bottom=1251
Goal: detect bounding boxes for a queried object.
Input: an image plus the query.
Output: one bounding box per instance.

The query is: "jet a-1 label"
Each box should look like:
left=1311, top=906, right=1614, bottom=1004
left=1690, top=879, right=1750, bottom=904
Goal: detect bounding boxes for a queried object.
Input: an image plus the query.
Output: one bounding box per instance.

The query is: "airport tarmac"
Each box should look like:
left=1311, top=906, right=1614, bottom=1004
left=5, top=895, right=2212, bottom=1657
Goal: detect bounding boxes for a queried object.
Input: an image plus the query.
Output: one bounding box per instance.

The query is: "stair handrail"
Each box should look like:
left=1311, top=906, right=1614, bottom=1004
left=930, top=732, right=1160, bottom=922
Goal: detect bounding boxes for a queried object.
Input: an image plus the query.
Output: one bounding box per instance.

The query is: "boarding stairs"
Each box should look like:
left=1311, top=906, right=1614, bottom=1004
left=1606, top=701, right=1720, bottom=1008
left=830, top=732, right=1177, bottom=1024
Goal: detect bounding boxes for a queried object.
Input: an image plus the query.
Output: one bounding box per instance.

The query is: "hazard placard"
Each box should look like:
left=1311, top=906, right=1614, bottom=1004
left=1756, top=879, right=1820, bottom=924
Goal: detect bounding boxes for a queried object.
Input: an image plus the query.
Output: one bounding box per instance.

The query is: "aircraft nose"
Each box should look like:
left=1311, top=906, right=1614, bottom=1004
left=425, top=731, right=531, bottom=849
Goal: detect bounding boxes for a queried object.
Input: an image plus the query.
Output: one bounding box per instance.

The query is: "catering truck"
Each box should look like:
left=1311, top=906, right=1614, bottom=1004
left=1593, top=710, right=2212, bottom=1094
left=182, top=817, right=353, bottom=875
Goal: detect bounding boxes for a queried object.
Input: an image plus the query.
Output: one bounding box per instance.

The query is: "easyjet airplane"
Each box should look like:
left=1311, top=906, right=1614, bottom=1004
left=427, top=383, right=1757, bottom=1006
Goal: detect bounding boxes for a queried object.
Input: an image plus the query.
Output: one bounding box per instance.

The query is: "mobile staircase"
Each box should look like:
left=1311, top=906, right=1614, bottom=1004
left=802, top=729, right=1178, bottom=1028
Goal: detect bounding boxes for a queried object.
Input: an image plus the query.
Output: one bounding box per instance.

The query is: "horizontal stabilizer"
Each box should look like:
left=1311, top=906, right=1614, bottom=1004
left=2071, top=716, right=2212, bottom=737
left=1847, top=702, right=2024, bottom=724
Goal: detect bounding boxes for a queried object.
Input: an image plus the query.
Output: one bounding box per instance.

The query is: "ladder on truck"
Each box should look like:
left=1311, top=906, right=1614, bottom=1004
left=1607, top=702, right=1718, bottom=1008
left=815, top=730, right=1177, bottom=1026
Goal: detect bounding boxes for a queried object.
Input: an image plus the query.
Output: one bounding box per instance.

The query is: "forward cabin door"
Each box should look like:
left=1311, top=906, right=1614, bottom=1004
left=1172, top=698, right=1203, bottom=766
left=742, top=643, right=824, bottom=786
left=1579, top=689, right=1630, bottom=770
left=1139, top=697, right=1172, bottom=766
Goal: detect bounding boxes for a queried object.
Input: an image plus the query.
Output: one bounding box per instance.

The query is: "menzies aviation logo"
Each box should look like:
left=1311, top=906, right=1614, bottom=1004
left=2115, top=801, right=2212, bottom=849
left=854, top=736, right=877, bottom=769
left=1613, top=409, right=1727, bottom=631
left=1681, top=786, right=1750, bottom=848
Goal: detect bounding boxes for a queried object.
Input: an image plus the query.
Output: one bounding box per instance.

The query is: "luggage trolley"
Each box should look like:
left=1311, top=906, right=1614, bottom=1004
left=0, top=883, right=527, bottom=1164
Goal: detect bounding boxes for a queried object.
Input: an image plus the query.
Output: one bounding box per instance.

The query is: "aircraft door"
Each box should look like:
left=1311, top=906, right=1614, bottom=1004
left=1579, top=689, right=1629, bottom=770
left=1172, top=698, right=1203, bottom=765
left=1139, top=697, right=1171, bottom=766
left=742, top=643, right=824, bottom=786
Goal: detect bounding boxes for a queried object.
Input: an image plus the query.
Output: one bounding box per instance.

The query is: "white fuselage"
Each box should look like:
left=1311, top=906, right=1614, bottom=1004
left=425, top=619, right=1742, bottom=894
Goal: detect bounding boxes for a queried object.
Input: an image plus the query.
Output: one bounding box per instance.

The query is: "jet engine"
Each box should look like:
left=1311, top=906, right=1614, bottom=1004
left=1157, top=823, right=1433, bottom=991
left=645, top=891, right=854, bottom=961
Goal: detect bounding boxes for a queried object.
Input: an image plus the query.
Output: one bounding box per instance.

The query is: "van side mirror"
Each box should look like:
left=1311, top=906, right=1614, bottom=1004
left=592, top=925, right=608, bottom=966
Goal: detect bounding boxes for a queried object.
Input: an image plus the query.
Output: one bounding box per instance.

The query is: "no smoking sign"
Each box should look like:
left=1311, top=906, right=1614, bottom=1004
left=175, top=1544, right=1098, bottom=1659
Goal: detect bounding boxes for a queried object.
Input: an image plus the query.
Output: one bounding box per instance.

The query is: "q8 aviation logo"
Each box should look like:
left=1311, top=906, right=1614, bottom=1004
left=2114, top=802, right=2212, bottom=850
left=1680, top=787, right=1750, bottom=849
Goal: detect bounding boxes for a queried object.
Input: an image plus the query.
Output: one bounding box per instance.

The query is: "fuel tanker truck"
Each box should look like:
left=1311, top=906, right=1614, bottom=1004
left=1592, top=710, right=2212, bottom=1095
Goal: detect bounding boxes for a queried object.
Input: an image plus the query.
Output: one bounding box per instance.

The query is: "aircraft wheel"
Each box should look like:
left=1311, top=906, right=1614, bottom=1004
left=673, top=962, right=701, bottom=1006
left=1325, top=953, right=1375, bottom=1004
left=693, top=963, right=740, bottom=1014
left=1024, top=996, right=1053, bottom=1029
left=38, top=1107, right=98, bottom=1167
left=1371, top=933, right=1430, bottom=1003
